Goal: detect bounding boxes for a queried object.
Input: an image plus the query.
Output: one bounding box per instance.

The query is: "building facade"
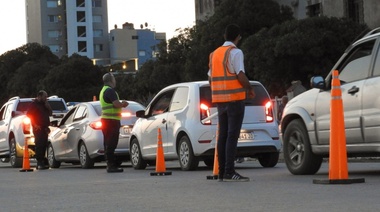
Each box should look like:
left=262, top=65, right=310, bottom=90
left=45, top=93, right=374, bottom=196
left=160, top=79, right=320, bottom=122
left=195, top=0, right=380, bottom=29
left=109, top=22, right=166, bottom=71
left=26, top=0, right=110, bottom=65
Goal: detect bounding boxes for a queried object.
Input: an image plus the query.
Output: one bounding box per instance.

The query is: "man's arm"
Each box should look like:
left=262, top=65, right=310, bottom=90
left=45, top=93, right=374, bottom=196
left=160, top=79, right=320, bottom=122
left=237, top=72, right=255, bottom=99
left=112, top=100, right=128, bottom=108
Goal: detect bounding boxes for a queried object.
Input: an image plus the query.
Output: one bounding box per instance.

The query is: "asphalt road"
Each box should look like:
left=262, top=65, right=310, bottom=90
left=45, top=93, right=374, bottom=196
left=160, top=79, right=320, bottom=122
left=1, top=159, right=380, bottom=212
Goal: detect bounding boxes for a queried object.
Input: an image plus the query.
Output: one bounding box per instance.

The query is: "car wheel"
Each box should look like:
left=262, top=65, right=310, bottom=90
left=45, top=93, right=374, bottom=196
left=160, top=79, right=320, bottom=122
left=178, top=135, right=199, bottom=171
left=47, top=143, right=61, bottom=168
left=283, top=119, right=322, bottom=175
left=10, top=138, right=22, bottom=168
left=130, top=138, right=147, bottom=170
left=258, top=152, right=279, bottom=167
left=78, top=142, right=94, bottom=169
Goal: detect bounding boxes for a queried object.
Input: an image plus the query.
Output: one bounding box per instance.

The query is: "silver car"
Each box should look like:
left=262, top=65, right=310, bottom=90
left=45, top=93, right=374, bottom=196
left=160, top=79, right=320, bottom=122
left=280, top=28, right=380, bottom=175
left=47, top=100, right=145, bottom=168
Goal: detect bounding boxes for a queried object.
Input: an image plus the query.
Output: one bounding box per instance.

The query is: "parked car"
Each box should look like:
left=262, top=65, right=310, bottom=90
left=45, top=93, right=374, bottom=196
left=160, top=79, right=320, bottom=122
left=280, top=28, right=380, bottom=175
left=0, top=96, right=68, bottom=167
left=47, top=100, right=145, bottom=169
left=129, top=81, right=281, bottom=171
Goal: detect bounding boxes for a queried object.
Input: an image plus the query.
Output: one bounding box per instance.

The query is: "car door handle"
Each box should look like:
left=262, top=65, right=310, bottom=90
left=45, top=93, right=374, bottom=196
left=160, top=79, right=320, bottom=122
left=75, top=128, right=80, bottom=131
left=63, top=129, right=68, bottom=134
left=162, top=119, right=167, bottom=124
left=348, top=86, right=359, bottom=95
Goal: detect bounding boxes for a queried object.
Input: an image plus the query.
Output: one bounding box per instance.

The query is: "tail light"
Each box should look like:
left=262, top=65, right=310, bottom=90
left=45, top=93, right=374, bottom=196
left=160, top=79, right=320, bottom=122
left=22, top=117, right=32, bottom=134
left=200, top=103, right=211, bottom=125
left=90, top=121, right=102, bottom=130
left=121, top=112, right=132, bottom=117
left=265, top=101, right=274, bottom=122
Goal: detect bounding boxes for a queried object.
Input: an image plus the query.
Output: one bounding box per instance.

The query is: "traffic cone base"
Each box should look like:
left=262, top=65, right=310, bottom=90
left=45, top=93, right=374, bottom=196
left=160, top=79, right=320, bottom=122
left=150, top=128, right=172, bottom=176
left=313, top=178, right=365, bottom=184
left=20, top=142, right=33, bottom=172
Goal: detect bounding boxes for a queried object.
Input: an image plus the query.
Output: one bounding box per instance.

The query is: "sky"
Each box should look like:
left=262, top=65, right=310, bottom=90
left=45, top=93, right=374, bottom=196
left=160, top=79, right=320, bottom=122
left=0, top=0, right=195, bottom=55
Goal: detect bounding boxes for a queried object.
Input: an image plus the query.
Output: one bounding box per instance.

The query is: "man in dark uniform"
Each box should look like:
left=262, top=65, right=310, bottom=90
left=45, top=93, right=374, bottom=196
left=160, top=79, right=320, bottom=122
left=27, top=90, right=52, bottom=170
left=99, top=73, right=128, bottom=173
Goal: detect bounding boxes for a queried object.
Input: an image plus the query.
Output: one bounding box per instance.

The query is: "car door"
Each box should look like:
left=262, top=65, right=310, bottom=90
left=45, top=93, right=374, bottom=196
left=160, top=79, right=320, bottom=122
left=138, top=90, right=175, bottom=157
left=63, top=105, right=87, bottom=158
left=315, top=39, right=376, bottom=145
left=0, top=104, right=11, bottom=152
left=362, top=37, right=380, bottom=143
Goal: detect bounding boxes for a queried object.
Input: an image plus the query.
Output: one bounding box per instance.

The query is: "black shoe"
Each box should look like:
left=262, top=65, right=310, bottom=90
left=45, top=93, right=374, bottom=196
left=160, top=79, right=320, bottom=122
left=37, top=165, right=48, bottom=170
left=107, top=167, right=124, bottom=173
left=223, top=172, right=250, bottom=182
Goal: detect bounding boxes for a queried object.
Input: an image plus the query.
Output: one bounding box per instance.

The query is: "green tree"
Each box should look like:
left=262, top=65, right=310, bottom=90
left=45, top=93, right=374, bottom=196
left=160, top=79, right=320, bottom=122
left=242, top=17, right=368, bottom=97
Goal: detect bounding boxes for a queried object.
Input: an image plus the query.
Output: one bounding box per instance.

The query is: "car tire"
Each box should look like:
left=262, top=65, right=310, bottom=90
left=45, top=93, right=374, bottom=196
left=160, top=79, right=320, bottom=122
left=130, top=138, right=147, bottom=170
left=178, top=135, right=199, bottom=171
left=283, top=119, right=322, bottom=175
left=47, top=143, right=61, bottom=168
left=10, top=138, right=22, bottom=168
left=78, top=142, right=94, bottom=169
left=258, top=152, right=279, bottom=167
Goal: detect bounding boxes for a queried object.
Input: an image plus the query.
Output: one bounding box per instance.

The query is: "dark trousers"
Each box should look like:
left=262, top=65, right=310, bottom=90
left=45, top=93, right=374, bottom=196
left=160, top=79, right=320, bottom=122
left=217, top=101, right=245, bottom=175
left=33, top=128, right=48, bottom=163
left=101, top=119, right=120, bottom=166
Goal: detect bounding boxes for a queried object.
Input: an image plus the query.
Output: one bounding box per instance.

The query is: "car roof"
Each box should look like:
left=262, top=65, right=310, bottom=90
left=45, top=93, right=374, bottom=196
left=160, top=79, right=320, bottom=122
left=162, top=80, right=263, bottom=90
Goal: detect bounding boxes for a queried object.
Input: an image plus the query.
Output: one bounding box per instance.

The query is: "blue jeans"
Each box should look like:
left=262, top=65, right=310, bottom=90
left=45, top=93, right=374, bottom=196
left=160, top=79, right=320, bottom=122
left=217, top=100, right=245, bottom=175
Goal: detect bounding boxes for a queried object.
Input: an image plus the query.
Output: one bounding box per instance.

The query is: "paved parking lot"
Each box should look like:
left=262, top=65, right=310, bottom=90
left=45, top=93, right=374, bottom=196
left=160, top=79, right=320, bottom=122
left=1, top=159, right=380, bottom=212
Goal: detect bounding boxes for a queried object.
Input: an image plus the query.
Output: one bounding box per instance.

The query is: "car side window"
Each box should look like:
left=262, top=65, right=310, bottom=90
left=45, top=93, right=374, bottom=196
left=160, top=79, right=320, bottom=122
left=0, top=105, right=6, bottom=120
left=373, top=42, right=380, bottom=76
left=150, top=90, right=174, bottom=116
left=73, top=105, right=87, bottom=121
left=60, top=107, right=76, bottom=125
left=338, top=39, right=376, bottom=83
left=4, top=103, right=13, bottom=120
left=169, top=87, right=188, bottom=112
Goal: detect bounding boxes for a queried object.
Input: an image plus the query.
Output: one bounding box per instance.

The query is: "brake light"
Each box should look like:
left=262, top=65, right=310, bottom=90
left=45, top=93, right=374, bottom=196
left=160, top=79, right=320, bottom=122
left=90, top=121, right=102, bottom=130
left=265, top=101, right=274, bottom=122
left=22, top=117, right=32, bottom=134
left=200, top=103, right=211, bottom=125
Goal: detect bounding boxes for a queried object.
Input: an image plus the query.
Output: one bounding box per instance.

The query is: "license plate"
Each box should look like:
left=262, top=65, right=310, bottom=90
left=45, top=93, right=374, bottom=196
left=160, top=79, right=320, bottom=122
left=123, top=127, right=132, bottom=134
left=239, top=132, right=254, bottom=140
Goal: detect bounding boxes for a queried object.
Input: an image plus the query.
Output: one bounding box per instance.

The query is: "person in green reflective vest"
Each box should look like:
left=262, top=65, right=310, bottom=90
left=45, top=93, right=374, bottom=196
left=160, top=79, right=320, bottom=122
left=99, top=73, right=128, bottom=173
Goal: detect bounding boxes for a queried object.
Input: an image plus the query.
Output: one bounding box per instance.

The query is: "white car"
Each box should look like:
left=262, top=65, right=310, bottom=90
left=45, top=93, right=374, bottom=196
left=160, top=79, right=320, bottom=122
left=129, top=81, right=281, bottom=171
left=47, top=100, right=145, bottom=168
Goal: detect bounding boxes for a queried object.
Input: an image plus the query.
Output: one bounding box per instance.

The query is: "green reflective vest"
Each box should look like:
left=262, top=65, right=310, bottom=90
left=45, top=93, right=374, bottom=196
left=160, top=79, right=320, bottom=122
left=100, top=86, right=121, bottom=120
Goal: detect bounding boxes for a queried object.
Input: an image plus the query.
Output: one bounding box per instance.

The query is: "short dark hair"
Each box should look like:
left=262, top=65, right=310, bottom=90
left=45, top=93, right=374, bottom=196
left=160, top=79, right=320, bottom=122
left=224, top=24, right=240, bottom=41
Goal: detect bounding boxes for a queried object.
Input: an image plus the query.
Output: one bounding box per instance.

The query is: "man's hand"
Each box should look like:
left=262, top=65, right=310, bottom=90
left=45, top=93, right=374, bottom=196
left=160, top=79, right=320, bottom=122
left=247, top=87, right=255, bottom=99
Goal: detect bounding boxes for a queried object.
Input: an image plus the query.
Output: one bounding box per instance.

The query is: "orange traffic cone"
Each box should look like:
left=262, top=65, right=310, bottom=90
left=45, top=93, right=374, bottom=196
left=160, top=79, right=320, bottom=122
left=93, top=95, right=97, bottom=101
left=207, top=123, right=219, bottom=180
left=150, top=128, right=172, bottom=176
left=313, top=70, right=364, bottom=184
left=19, top=141, right=33, bottom=172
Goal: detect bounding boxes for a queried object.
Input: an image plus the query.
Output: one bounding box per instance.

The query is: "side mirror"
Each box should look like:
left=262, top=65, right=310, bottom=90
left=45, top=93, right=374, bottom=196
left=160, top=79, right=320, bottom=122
left=310, top=76, right=325, bottom=89
left=136, top=110, right=146, bottom=118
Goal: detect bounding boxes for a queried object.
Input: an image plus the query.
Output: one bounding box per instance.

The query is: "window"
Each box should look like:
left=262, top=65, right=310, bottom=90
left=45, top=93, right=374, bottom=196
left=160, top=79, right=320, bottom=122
left=47, top=0, right=58, bottom=8
left=48, top=15, right=61, bottom=23
left=49, top=45, right=60, bottom=52
left=0, top=105, right=7, bottom=120
left=77, top=11, right=86, bottom=22
left=132, top=35, right=138, bottom=40
left=347, top=0, right=363, bottom=23
left=94, top=44, right=103, bottom=52
left=93, top=15, right=102, bottom=23
left=92, top=0, right=101, bottom=7
left=338, top=39, right=376, bottom=83
left=76, top=0, right=85, bottom=7
left=150, top=90, right=175, bottom=116
left=307, top=3, right=321, bottom=17
left=93, top=29, right=103, bottom=37
left=372, top=44, right=380, bottom=76
left=169, top=87, right=189, bottom=112
left=139, top=51, right=146, bottom=56
left=73, top=106, right=87, bottom=121
left=77, top=26, right=86, bottom=37
left=78, top=41, right=87, bottom=52
left=48, top=30, right=60, bottom=38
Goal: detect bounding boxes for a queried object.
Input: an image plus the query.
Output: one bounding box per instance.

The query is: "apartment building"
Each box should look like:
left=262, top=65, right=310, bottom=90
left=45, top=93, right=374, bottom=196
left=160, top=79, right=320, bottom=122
left=109, top=22, right=166, bottom=71
left=26, top=0, right=110, bottom=65
left=195, top=0, right=380, bottom=29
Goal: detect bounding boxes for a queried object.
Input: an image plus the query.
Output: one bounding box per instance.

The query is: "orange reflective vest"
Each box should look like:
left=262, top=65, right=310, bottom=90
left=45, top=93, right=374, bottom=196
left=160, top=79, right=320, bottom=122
left=209, top=46, right=246, bottom=103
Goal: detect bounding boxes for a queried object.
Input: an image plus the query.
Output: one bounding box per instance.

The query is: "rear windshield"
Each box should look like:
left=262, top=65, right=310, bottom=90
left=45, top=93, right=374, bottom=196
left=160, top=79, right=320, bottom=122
left=16, top=100, right=67, bottom=113
left=200, top=84, right=270, bottom=107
